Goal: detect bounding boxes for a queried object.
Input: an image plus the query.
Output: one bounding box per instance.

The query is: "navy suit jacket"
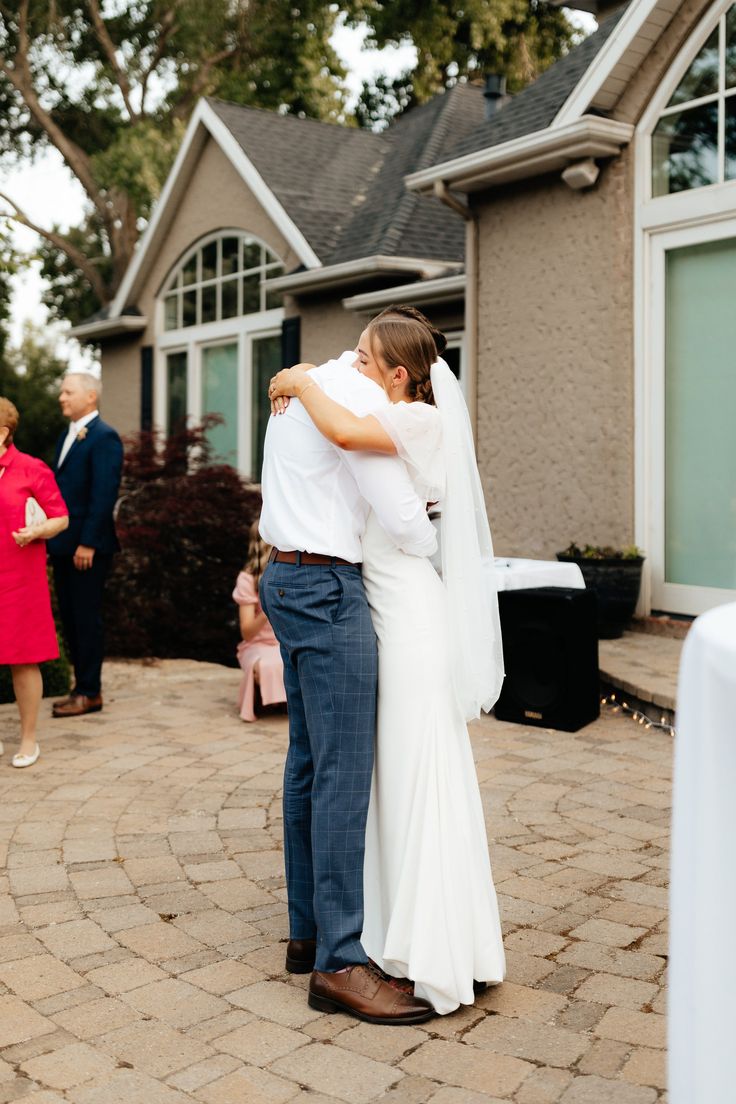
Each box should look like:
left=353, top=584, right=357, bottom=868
left=48, top=415, right=124, bottom=557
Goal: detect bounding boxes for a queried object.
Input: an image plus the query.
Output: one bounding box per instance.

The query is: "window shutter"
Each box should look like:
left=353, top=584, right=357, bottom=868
left=140, top=346, right=153, bottom=431
left=281, top=316, right=300, bottom=367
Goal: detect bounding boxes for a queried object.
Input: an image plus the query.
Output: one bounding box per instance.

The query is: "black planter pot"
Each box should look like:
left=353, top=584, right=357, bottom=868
left=556, top=555, right=645, bottom=639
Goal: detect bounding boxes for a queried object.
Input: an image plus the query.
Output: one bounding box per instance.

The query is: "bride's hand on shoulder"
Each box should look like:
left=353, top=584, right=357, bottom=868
left=269, top=364, right=316, bottom=414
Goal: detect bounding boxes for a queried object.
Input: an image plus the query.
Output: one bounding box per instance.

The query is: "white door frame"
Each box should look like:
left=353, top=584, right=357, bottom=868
left=645, top=217, right=736, bottom=614
left=633, top=0, right=736, bottom=613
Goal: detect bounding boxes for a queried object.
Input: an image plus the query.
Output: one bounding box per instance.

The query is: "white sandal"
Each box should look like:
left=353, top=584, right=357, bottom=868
left=12, top=745, right=40, bottom=769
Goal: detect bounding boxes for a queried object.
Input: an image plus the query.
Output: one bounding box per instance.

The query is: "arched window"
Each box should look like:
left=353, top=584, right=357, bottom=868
left=162, top=232, right=284, bottom=331
left=652, top=3, right=736, bottom=196
left=157, top=231, right=285, bottom=478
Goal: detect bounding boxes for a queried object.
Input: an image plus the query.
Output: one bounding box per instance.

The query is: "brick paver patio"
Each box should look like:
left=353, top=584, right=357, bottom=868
left=0, top=659, right=670, bottom=1103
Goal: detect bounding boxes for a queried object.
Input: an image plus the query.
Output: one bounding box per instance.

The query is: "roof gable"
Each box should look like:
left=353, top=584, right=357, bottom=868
left=206, top=98, right=388, bottom=261
left=110, top=98, right=325, bottom=317
left=98, top=89, right=477, bottom=330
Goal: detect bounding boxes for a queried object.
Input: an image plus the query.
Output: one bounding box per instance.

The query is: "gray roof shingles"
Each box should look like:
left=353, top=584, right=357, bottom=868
left=208, top=15, right=623, bottom=271
left=327, top=84, right=486, bottom=265
left=436, top=8, right=626, bottom=165
left=79, top=16, right=637, bottom=328
left=208, top=85, right=486, bottom=268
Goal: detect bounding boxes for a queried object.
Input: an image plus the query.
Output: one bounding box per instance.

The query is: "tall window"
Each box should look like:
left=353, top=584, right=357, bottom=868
left=158, top=231, right=285, bottom=479
left=652, top=3, right=736, bottom=196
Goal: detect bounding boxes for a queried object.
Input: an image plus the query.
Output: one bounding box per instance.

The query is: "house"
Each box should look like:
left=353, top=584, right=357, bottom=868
left=74, top=0, right=736, bottom=617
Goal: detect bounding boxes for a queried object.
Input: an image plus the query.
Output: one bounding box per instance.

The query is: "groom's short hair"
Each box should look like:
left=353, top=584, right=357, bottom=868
left=65, top=372, right=103, bottom=397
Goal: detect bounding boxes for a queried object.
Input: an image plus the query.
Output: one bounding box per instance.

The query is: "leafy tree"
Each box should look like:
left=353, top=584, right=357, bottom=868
left=0, top=1, right=349, bottom=325
left=0, top=228, right=17, bottom=367
left=0, top=1, right=579, bottom=323
left=352, top=0, right=578, bottom=124
left=0, top=322, right=67, bottom=466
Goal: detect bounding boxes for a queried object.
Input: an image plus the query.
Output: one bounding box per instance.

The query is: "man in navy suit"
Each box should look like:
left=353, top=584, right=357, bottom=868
left=49, top=369, right=123, bottom=717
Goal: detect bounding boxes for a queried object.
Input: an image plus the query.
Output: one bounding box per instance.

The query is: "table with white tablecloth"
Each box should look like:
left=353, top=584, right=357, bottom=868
left=669, top=601, right=736, bottom=1104
left=493, top=557, right=585, bottom=591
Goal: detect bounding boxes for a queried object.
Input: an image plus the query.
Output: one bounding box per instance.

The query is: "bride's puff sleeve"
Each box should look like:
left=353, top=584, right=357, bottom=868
left=374, top=403, right=445, bottom=503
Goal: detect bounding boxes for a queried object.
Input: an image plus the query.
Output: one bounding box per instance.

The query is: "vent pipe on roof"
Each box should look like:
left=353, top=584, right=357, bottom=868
left=483, top=75, right=507, bottom=120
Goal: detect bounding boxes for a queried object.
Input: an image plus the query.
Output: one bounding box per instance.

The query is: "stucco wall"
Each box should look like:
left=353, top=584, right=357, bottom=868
left=474, top=151, right=634, bottom=558
left=297, top=295, right=464, bottom=365
left=298, top=296, right=372, bottom=363
left=99, top=337, right=142, bottom=437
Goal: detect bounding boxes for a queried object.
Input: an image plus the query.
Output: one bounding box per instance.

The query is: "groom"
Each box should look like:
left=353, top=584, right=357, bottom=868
left=49, top=368, right=123, bottom=717
left=260, top=350, right=436, bottom=1024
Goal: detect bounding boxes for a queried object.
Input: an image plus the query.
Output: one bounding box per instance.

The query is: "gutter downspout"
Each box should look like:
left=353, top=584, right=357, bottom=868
left=433, top=180, right=479, bottom=446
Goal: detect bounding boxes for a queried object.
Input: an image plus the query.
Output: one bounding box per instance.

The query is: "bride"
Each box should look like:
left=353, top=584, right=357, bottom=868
left=268, top=307, right=506, bottom=1014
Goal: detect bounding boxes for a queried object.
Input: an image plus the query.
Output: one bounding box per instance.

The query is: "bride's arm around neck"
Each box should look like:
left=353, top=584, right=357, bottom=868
left=271, top=364, right=398, bottom=454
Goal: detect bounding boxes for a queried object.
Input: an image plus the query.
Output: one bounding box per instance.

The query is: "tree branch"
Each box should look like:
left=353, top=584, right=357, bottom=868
left=140, top=5, right=180, bottom=113
left=85, top=0, right=139, bottom=121
left=0, top=191, right=110, bottom=307
left=3, top=0, right=121, bottom=233
left=170, top=46, right=237, bottom=120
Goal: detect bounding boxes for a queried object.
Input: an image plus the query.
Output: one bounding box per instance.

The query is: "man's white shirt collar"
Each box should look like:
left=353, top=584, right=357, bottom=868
left=71, top=410, right=99, bottom=432
left=59, top=410, right=100, bottom=465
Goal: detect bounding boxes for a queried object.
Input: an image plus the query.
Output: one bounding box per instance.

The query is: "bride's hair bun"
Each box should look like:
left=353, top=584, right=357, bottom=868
left=376, top=304, right=447, bottom=357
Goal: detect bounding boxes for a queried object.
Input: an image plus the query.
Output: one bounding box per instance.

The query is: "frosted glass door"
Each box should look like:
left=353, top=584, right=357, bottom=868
left=202, top=342, right=238, bottom=464
left=664, top=237, right=736, bottom=593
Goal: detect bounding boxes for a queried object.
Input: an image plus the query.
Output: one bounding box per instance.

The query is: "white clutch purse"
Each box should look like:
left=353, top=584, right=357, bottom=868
left=25, top=497, right=48, bottom=527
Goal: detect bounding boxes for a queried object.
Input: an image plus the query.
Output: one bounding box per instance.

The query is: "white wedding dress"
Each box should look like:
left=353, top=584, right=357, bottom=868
left=360, top=399, right=506, bottom=1015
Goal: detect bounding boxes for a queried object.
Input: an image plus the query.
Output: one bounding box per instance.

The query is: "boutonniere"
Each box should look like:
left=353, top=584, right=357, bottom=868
left=76, top=427, right=88, bottom=442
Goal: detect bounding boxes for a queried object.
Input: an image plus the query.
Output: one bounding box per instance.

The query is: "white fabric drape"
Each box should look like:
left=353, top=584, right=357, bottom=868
left=670, top=601, right=736, bottom=1104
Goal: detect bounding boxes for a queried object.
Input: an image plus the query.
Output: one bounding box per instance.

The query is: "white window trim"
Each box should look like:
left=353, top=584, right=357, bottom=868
left=155, top=312, right=284, bottom=479
left=155, top=228, right=285, bottom=478
left=160, top=228, right=284, bottom=327
left=638, top=0, right=736, bottom=217
left=634, top=0, right=736, bottom=614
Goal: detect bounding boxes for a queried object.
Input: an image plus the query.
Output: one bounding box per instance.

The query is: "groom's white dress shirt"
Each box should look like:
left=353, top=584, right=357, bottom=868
left=260, top=351, right=437, bottom=562
left=58, top=410, right=99, bottom=467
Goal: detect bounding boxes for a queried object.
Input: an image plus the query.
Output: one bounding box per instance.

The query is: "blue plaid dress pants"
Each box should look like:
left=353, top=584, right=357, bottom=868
left=260, top=559, right=378, bottom=972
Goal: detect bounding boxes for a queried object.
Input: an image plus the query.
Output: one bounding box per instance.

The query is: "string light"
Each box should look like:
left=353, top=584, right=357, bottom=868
left=600, top=692, right=675, bottom=736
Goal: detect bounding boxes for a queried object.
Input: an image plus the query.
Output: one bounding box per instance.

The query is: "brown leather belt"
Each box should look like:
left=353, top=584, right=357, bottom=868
left=269, top=548, right=358, bottom=567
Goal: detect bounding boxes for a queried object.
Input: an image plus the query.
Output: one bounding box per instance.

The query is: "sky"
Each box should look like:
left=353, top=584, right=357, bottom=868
left=2, top=12, right=596, bottom=368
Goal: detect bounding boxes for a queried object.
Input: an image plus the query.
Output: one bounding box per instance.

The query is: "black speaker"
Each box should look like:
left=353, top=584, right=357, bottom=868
left=495, top=587, right=600, bottom=732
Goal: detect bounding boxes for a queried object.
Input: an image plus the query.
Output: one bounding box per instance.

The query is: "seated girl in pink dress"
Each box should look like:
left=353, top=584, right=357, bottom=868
left=233, top=520, right=286, bottom=722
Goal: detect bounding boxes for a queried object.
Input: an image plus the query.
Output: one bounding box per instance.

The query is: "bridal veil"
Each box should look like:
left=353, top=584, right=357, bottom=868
left=430, top=357, right=505, bottom=720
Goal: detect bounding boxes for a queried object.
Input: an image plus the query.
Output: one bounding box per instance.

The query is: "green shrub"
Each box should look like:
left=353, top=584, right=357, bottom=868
left=106, top=419, right=262, bottom=666
left=559, top=543, right=645, bottom=561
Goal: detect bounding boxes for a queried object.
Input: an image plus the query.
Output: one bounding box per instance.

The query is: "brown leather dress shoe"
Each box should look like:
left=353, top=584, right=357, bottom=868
left=309, top=964, right=435, bottom=1024
left=52, top=694, right=103, bottom=717
left=285, top=938, right=316, bottom=974
left=52, top=691, right=78, bottom=709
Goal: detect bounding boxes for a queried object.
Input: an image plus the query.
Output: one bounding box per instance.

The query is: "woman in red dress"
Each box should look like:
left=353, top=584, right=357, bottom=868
left=0, top=398, right=69, bottom=768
